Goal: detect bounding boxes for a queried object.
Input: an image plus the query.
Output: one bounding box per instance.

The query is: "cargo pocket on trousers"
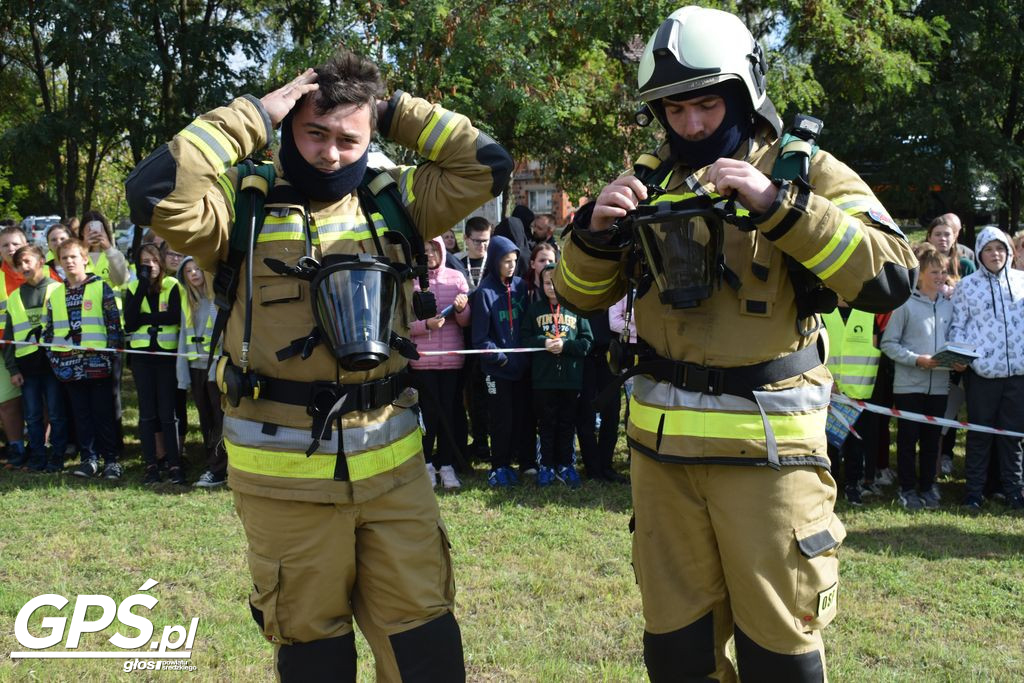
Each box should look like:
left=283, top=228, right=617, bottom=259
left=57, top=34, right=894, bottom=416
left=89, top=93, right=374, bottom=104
left=247, top=550, right=292, bottom=645
left=437, top=521, right=456, bottom=605
left=793, top=514, right=846, bottom=632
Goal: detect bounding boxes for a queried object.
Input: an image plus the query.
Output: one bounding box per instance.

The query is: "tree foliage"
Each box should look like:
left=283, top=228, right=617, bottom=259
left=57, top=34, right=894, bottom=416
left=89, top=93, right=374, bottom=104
left=0, top=0, right=1017, bottom=231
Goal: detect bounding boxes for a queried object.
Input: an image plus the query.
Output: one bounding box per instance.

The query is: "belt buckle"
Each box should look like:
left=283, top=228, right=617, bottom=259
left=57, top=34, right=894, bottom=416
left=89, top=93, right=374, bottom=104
left=307, top=381, right=340, bottom=418
left=681, top=365, right=724, bottom=395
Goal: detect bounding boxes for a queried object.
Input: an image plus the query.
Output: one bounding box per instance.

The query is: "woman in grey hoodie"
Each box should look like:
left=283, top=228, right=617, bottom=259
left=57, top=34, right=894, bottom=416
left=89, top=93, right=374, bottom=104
left=947, top=227, right=1024, bottom=511
left=881, top=244, right=959, bottom=510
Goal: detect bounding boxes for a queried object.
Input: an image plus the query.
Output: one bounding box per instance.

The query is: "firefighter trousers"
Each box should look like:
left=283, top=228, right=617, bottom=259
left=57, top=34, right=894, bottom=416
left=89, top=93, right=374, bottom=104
left=233, top=460, right=463, bottom=682
left=631, top=451, right=846, bottom=682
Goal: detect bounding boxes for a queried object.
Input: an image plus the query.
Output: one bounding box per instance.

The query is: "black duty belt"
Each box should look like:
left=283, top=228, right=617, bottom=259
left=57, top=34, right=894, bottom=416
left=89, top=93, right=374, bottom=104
left=259, top=372, right=408, bottom=415
left=594, top=337, right=824, bottom=410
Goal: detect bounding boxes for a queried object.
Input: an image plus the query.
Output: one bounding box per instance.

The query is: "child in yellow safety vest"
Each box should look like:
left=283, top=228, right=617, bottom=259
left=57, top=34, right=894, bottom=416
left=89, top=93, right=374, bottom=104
left=3, top=245, right=65, bottom=472
left=823, top=302, right=882, bottom=506
left=42, top=239, right=123, bottom=479
left=124, top=243, right=188, bottom=485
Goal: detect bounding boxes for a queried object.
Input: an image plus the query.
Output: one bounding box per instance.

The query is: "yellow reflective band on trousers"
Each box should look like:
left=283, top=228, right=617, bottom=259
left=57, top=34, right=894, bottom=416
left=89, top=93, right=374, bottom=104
left=628, top=395, right=824, bottom=441
left=225, top=427, right=421, bottom=481
left=556, top=259, right=617, bottom=296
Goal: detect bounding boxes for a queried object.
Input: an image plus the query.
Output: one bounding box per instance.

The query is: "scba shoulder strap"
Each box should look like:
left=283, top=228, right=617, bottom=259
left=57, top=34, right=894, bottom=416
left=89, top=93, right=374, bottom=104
left=208, top=161, right=433, bottom=368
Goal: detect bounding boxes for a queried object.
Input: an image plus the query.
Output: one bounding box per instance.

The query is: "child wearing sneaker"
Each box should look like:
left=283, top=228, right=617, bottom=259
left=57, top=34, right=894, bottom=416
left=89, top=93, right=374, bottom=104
left=43, top=239, right=123, bottom=479
left=522, top=265, right=593, bottom=488
left=4, top=245, right=65, bottom=472
left=880, top=244, right=962, bottom=510
left=408, top=236, right=471, bottom=491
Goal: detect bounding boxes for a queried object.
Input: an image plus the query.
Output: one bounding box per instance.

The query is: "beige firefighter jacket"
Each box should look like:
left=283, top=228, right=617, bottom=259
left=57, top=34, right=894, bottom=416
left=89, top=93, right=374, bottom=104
left=126, top=92, right=512, bottom=502
left=554, top=123, right=917, bottom=467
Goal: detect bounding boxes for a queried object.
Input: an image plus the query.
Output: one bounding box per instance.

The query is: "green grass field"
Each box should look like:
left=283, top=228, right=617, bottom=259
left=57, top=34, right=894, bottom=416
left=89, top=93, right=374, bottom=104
left=1, top=393, right=1023, bottom=682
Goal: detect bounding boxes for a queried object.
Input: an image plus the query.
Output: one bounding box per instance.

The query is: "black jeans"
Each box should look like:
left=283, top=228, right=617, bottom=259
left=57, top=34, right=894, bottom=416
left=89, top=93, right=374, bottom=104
left=411, top=368, right=461, bottom=468
left=893, top=393, right=946, bottom=492
left=963, top=371, right=1024, bottom=500
left=190, top=368, right=226, bottom=477
left=485, top=375, right=534, bottom=471
left=534, top=388, right=579, bottom=468
left=575, top=351, right=620, bottom=477
left=66, top=377, right=116, bottom=463
left=132, top=355, right=180, bottom=468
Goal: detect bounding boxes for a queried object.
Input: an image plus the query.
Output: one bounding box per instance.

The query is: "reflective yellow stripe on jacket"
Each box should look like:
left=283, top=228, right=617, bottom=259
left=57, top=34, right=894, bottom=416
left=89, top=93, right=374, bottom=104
left=625, top=374, right=831, bottom=463
left=226, top=427, right=421, bottom=481
left=823, top=309, right=879, bottom=399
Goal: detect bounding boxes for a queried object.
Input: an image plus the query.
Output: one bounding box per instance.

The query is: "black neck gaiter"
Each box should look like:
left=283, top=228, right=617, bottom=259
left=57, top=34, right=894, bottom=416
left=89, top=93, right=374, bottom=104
left=656, top=80, right=754, bottom=170
left=278, top=112, right=369, bottom=202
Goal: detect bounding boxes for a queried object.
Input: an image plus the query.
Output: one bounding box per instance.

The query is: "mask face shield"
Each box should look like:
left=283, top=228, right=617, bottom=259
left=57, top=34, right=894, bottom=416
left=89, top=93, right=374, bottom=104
left=310, top=253, right=399, bottom=371
left=633, top=203, right=725, bottom=309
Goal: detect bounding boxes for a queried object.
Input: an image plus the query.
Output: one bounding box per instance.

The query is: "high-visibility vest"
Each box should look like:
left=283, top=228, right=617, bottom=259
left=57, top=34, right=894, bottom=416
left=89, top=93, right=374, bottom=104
left=7, top=281, right=60, bottom=357
left=822, top=309, right=880, bottom=399
left=49, top=280, right=108, bottom=351
left=126, top=277, right=182, bottom=350
left=186, top=307, right=215, bottom=361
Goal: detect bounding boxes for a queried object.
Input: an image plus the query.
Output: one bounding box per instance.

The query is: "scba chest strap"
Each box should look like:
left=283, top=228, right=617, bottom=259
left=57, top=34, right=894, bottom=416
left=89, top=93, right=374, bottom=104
left=208, top=161, right=430, bottom=369
left=594, top=337, right=824, bottom=412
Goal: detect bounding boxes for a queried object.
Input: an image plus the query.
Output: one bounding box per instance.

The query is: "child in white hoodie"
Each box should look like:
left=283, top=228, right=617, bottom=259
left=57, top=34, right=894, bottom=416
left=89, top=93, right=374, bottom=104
left=947, top=227, right=1024, bottom=511
left=881, top=244, right=962, bottom=510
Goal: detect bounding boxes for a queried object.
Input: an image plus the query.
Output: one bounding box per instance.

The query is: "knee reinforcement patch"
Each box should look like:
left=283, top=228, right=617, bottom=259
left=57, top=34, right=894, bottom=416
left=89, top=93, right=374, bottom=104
left=276, top=633, right=356, bottom=683
left=735, top=626, right=823, bottom=683
left=643, top=611, right=715, bottom=682
left=389, top=611, right=465, bottom=683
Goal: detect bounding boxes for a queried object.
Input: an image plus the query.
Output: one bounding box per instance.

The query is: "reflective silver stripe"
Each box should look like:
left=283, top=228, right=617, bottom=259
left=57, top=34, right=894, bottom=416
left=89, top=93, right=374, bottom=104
left=399, top=167, right=416, bottom=206
left=839, top=355, right=879, bottom=365
left=837, top=374, right=874, bottom=385
left=632, top=374, right=757, bottom=411
left=421, top=111, right=455, bottom=159
left=183, top=122, right=233, bottom=166
left=807, top=221, right=858, bottom=277
left=78, top=332, right=107, bottom=344
left=751, top=382, right=832, bottom=413
left=223, top=408, right=419, bottom=456
left=633, top=373, right=832, bottom=414
left=316, top=219, right=374, bottom=241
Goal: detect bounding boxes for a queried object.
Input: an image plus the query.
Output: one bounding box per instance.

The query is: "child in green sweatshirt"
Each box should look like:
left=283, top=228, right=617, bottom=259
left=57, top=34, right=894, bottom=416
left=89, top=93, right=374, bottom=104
left=522, top=265, right=593, bottom=487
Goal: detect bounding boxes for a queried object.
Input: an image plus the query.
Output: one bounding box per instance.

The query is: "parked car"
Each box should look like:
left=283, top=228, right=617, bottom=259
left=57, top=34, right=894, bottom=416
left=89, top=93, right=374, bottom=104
left=20, top=215, right=63, bottom=248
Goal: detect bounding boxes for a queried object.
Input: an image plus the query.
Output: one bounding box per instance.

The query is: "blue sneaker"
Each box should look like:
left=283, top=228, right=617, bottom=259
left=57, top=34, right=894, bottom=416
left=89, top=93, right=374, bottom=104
left=962, top=495, right=984, bottom=512
left=556, top=465, right=582, bottom=489
left=536, top=466, right=556, bottom=487
left=488, top=466, right=517, bottom=488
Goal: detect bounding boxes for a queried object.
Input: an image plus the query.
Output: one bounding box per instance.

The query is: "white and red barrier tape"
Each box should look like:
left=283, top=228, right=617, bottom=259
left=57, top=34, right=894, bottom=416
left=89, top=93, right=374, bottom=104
left=0, top=339, right=545, bottom=360
left=4, top=336, right=1020, bottom=440
left=831, top=393, right=1024, bottom=439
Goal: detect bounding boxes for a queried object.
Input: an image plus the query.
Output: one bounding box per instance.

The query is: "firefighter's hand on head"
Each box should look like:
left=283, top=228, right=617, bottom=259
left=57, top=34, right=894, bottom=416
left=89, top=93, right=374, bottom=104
left=261, top=68, right=320, bottom=128
left=706, top=158, right=776, bottom=215
left=591, top=175, right=649, bottom=232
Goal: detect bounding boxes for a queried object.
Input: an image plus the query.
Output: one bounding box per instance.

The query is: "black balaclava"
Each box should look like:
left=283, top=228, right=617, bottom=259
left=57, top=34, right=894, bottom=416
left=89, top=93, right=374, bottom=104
left=279, top=109, right=369, bottom=202
left=653, top=79, right=754, bottom=169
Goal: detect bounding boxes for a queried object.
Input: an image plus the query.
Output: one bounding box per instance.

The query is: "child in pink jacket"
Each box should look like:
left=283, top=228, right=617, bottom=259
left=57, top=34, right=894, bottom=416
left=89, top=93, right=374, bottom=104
left=409, top=235, right=470, bottom=489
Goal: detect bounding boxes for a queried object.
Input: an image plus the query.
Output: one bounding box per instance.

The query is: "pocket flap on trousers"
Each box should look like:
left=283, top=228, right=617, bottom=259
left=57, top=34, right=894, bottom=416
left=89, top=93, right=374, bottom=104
left=795, top=514, right=847, bottom=559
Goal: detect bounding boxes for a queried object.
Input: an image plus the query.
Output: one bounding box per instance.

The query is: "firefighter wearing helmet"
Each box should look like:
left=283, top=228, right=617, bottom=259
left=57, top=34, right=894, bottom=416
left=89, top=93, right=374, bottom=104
left=554, top=6, right=917, bottom=681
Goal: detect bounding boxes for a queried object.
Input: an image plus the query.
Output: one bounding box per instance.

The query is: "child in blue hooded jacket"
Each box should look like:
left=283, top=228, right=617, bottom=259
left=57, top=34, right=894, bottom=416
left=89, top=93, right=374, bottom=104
left=471, top=235, right=532, bottom=486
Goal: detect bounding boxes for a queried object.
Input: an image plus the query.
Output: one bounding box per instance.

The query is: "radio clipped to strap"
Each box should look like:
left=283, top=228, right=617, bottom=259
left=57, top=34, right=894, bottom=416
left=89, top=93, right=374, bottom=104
left=772, top=114, right=822, bottom=190
left=770, top=114, right=837, bottom=327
